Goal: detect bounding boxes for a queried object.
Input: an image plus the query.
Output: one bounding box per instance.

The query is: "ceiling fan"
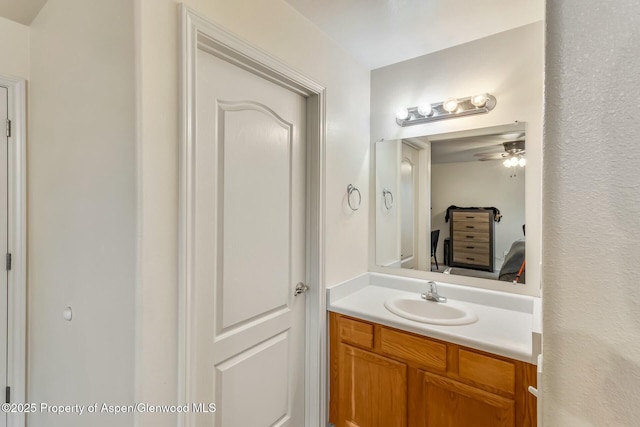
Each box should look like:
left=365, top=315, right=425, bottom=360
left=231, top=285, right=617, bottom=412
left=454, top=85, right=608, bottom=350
left=474, top=136, right=526, bottom=166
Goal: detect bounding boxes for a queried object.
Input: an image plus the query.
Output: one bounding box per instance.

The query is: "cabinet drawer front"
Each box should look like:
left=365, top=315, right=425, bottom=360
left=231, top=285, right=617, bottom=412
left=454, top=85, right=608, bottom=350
left=453, top=241, right=490, bottom=254
left=380, top=327, right=446, bottom=371
left=338, top=316, right=374, bottom=349
left=452, top=221, right=490, bottom=233
left=453, top=251, right=491, bottom=267
left=453, top=231, right=490, bottom=243
left=452, top=211, right=490, bottom=223
left=459, top=349, right=515, bottom=394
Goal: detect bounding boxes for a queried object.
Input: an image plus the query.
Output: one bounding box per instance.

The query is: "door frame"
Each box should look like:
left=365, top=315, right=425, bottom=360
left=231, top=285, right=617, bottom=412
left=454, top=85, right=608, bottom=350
left=178, top=5, right=327, bottom=427
left=399, top=142, right=418, bottom=270
left=0, top=74, right=27, bottom=427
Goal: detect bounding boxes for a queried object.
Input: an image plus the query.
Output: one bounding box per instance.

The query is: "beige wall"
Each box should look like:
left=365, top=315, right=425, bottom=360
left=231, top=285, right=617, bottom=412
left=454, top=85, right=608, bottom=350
left=136, top=0, right=370, bottom=424
left=0, top=16, right=29, bottom=78
left=370, top=22, right=543, bottom=294
left=28, top=0, right=136, bottom=426
left=543, top=2, right=640, bottom=425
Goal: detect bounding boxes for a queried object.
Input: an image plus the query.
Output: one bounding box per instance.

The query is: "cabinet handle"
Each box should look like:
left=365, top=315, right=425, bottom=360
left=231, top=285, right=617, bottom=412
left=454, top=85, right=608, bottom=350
left=466, top=235, right=474, bottom=239
left=466, top=257, right=475, bottom=261
left=466, top=216, right=475, bottom=219
left=466, top=246, right=475, bottom=249
left=466, top=225, right=474, bottom=229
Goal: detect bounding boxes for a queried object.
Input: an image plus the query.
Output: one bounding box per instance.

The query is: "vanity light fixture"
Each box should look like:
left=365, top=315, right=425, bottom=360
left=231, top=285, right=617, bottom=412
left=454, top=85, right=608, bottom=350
left=395, top=93, right=497, bottom=127
left=470, top=93, right=490, bottom=108
left=417, top=104, right=433, bottom=117
left=443, top=98, right=459, bottom=113
left=395, top=108, right=410, bottom=121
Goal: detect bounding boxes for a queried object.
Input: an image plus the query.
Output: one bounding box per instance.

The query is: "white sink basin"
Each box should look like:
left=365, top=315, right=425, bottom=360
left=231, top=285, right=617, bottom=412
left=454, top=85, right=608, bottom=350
left=384, top=295, right=478, bottom=326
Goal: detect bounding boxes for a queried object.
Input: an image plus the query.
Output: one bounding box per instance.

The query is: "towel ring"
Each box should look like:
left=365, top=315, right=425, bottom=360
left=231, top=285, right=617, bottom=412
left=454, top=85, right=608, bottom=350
left=383, top=188, right=394, bottom=210
left=347, top=184, right=361, bottom=211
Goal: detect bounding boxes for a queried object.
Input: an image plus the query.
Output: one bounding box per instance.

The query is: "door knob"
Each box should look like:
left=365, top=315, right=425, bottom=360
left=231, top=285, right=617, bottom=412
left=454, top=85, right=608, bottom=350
left=294, top=282, right=309, bottom=296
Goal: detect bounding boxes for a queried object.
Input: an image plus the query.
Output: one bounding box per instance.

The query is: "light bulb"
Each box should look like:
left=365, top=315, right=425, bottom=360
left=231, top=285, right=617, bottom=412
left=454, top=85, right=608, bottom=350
left=503, top=159, right=512, bottom=168
left=443, top=98, right=458, bottom=113
left=518, top=157, right=527, bottom=167
left=417, top=104, right=433, bottom=117
left=509, top=157, right=519, bottom=167
left=396, top=108, right=409, bottom=121
left=471, top=94, right=489, bottom=108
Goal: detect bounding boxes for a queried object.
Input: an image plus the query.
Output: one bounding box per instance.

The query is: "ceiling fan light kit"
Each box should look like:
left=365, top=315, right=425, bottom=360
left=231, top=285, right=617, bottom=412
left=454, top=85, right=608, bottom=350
left=503, top=156, right=526, bottom=168
left=500, top=139, right=526, bottom=168
left=395, top=93, right=497, bottom=127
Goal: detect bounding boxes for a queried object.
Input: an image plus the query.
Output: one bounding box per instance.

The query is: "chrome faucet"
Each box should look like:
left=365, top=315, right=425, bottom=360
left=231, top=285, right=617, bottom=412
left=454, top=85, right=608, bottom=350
left=421, top=281, right=447, bottom=303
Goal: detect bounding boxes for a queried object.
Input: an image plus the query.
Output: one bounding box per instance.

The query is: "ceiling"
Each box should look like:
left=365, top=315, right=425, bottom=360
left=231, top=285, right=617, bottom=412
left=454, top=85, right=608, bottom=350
left=406, top=123, right=526, bottom=164
left=0, top=0, right=47, bottom=25
left=284, top=0, right=544, bottom=69
left=0, top=1, right=543, bottom=64
left=429, top=132, right=525, bottom=164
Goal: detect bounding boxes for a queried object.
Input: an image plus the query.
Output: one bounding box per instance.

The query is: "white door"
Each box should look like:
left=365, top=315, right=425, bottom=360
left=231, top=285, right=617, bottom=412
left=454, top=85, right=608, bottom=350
left=0, top=86, right=8, bottom=427
left=192, top=49, right=306, bottom=426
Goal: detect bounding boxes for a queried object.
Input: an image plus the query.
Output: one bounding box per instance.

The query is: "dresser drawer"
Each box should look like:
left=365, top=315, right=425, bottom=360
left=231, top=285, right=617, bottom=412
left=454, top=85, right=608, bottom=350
left=338, top=316, right=374, bottom=349
left=380, top=327, right=447, bottom=371
left=453, top=241, right=490, bottom=254
left=453, top=251, right=491, bottom=267
left=458, top=349, right=516, bottom=394
left=452, top=221, right=490, bottom=233
left=452, top=231, right=490, bottom=243
left=452, top=211, right=490, bottom=223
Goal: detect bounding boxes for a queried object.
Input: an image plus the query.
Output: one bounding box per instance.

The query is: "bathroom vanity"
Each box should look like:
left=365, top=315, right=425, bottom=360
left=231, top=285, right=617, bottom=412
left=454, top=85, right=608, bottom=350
left=327, top=273, right=540, bottom=427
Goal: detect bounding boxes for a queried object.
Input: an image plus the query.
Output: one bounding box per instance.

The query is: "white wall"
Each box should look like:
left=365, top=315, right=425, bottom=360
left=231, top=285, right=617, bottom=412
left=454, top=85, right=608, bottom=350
left=136, top=1, right=370, bottom=424
left=375, top=140, right=400, bottom=266
left=0, top=16, right=29, bottom=78
left=28, top=1, right=136, bottom=426
left=431, top=160, right=525, bottom=270
left=543, top=2, right=640, bottom=425
left=370, top=22, right=543, bottom=294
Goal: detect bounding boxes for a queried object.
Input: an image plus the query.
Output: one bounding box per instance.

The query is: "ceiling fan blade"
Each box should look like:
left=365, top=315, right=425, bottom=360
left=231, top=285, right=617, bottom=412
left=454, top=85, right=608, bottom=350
left=497, top=132, right=526, bottom=141
left=474, top=152, right=507, bottom=160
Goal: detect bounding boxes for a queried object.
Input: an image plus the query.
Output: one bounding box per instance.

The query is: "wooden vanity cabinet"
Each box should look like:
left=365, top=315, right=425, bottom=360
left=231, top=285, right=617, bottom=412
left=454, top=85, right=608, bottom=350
left=413, top=370, right=515, bottom=427
left=331, top=314, right=408, bottom=426
left=338, top=344, right=407, bottom=426
left=329, top=312, right=537, bottom=427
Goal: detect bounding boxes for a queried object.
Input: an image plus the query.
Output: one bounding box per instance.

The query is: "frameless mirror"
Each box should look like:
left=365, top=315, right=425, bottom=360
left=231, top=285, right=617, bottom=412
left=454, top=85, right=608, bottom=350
left=375, top=123, right=527, bottom=284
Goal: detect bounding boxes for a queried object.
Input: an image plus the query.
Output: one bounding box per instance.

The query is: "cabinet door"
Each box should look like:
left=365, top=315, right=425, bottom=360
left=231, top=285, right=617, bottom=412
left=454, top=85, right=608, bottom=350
left=415, top=370, right=514, bottom=427
left=338, top=344, right=407, bottom=427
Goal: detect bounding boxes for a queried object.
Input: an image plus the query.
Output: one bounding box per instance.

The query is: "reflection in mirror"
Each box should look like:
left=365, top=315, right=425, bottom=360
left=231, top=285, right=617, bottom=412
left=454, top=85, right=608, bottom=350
left=375, top=123, right=527, bottom=284
left=400, top=145, right=417, bottom=269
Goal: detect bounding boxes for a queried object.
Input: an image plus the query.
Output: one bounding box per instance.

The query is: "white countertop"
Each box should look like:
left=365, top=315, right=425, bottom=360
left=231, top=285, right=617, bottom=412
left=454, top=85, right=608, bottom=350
left=327, top=273, right=541, bottom=364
